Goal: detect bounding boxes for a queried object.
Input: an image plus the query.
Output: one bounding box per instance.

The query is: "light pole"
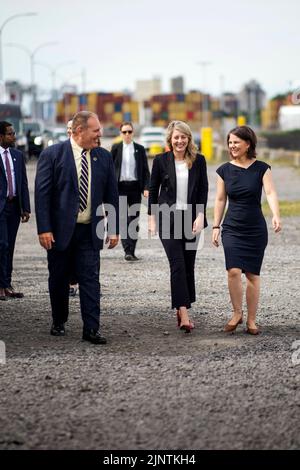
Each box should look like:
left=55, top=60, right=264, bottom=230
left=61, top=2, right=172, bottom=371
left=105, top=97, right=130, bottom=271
left=35, top=61, right=75, bottom=124
left=197, top=61, right=211, bottom=127
left=5, top=42, right=58, bottom=117
left=0, top=13, right=37, bottom=84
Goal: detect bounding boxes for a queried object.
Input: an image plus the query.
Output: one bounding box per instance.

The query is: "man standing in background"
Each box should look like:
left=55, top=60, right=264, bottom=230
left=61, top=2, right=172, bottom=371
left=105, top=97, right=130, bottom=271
left=111, top=122, right=150, bottom=261
left=0, top=121, right=30, bottom=301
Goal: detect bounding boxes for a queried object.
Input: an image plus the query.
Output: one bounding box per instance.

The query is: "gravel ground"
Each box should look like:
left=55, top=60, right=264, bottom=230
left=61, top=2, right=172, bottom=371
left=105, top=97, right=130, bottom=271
left=0, top=160, right=299, bottom=450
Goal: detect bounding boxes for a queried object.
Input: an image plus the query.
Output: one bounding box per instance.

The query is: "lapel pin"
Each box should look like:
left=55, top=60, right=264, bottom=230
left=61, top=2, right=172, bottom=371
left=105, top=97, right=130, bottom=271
left=93, top=157, right=97, bottom=161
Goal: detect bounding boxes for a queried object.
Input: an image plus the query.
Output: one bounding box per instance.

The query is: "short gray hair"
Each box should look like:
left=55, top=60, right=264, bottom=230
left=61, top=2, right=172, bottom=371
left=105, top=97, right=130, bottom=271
left=72, top=111, right=98, bottom=132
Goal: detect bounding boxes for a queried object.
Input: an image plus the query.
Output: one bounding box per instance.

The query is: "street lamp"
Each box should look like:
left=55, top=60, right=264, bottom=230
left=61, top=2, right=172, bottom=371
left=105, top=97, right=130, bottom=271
left=35, top=61, right=75, bottom=124
left=0, top=12, right=37, bottom=83
left=5, top=41, right=58, bottom=117
left=197, top=61, right=211, bottom=127
left=35, top=61, right=75, bottom=92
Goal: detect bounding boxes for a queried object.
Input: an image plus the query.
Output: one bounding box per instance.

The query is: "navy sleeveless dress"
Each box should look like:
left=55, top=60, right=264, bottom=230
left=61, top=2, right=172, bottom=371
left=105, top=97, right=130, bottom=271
left=216, top=160, right=270, bottom=275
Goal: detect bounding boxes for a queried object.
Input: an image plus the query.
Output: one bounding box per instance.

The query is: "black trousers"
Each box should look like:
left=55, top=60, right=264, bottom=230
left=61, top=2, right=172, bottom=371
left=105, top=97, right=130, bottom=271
left=47, top=224, right=100, bottom=330
left=159, top=211, right=199, bottom=310
left=118, top=181, right=141, bottom=255
left=0, top=198, right=20, bottom=289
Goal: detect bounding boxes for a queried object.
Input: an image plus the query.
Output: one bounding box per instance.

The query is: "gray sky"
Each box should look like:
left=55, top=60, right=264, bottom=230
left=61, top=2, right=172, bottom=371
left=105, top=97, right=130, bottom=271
left=1, top=0, right=300, bottom=98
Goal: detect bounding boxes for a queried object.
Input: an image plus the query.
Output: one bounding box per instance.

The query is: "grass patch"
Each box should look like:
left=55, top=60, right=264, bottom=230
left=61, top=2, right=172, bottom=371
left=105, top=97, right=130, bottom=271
left=207, top=200, right=300, bottom=218
left=262, top=200, right=300, bottom=217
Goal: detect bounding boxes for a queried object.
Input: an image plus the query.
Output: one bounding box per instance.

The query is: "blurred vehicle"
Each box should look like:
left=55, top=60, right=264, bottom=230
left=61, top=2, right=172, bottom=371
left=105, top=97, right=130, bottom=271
left=23, top=119, right=45, bottom=158
left=102, top=126, right=120, bottom=138
left=139, top=126, right=166, bottom=154
left=0, top=104, right=28, bottom=157
left=148, top=142, right=165, bottom=157
left=111, top=135, right=123, bottom=146
left=44, top=127, right=69, bottom=147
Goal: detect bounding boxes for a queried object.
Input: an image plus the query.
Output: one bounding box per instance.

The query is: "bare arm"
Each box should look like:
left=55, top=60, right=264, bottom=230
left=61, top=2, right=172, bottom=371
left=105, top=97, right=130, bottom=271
left=263, top=169, right=282, bottom=233
left=212, top=175, right=227, bottom=247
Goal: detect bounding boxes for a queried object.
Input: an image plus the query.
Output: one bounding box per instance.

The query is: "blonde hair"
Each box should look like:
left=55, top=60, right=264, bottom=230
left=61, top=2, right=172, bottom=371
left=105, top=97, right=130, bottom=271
left=166, top=121, right=197, bottom=169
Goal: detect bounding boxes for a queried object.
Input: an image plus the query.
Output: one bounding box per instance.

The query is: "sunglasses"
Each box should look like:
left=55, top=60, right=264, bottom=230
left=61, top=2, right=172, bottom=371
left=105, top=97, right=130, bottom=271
left=121, top=130, right=133, bottom=134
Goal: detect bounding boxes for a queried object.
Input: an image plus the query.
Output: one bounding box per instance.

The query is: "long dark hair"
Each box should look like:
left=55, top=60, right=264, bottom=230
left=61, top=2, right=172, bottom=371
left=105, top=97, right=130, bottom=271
left=227, top=125, right=257, bottom=159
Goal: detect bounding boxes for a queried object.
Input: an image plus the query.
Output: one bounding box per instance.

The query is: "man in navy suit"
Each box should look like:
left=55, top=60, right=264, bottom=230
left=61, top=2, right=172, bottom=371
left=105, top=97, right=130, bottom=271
left=35, top=111, right=119, bottom=344
left=0, top=121, right=30, bottom=301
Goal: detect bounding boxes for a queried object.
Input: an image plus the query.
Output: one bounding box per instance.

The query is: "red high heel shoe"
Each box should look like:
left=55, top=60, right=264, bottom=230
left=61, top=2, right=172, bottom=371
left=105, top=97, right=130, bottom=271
left=177, top=310, right=194, bottom=330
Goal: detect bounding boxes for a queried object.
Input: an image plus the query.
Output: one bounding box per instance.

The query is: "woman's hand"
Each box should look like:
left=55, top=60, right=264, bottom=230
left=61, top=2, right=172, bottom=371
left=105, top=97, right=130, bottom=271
left=272, top=215, right=282, bottom=233
left=192, top=213, right=204, bottom=234
left=148, top=215, right=156, bottom=236
left=212, top=227, right=221, bottom=247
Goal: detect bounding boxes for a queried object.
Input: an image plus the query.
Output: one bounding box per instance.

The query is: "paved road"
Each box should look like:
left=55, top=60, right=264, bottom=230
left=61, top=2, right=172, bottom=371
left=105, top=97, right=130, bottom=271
left=0, top=159, right=299, bottom=450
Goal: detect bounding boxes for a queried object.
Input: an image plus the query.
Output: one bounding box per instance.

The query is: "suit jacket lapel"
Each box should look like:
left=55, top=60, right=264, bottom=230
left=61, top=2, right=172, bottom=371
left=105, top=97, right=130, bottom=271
left=167, top=151, right=176, bottom=192
left=133, top=142, right=139, bottom=164
left=0, top=151, right=5, bottom=175
left=10, top=148, right=20, bottom=193
left=187, top=161, right=197, bottom=204
left=117, top=142, right=123, bottom=165
left=90, top=149, right=98, bottom=203
left=66, top=140, right=79, bottom=191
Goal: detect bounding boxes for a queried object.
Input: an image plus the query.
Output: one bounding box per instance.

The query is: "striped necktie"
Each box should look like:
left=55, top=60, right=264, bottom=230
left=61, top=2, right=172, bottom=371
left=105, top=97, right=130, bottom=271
left=79, top=149, right=88, bottom=212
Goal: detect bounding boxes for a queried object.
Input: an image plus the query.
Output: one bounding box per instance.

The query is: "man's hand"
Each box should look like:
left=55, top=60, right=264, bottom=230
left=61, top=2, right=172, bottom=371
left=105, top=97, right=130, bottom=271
left=39, top=232, right=55, bottom=250
left=21, top=212, right=30, bottom=223
left=106, top=234, right=119, bottom=249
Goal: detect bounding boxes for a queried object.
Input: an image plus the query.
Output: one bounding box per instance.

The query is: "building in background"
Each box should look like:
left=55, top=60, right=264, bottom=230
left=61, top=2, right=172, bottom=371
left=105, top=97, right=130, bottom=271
left=171, top=76, right=184, bottom=94
left=239, top=79, right=266, bottom=126
left=220, top=92, right=239, bottom=117
left=134, top=77, right=161, bottom=102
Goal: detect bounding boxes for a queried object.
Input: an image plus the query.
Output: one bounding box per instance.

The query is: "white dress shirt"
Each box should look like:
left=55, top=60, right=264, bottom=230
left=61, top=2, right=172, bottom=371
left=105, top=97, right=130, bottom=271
left=120, top=142, right=137, bottom=181
left=175, top=160, right=188, bottom=210
left=0, top=146, right=17, bottom=197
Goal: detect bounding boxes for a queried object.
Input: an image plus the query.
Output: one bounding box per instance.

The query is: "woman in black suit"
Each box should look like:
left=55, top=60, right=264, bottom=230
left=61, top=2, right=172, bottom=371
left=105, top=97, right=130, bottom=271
left=148, top=121, right=208, bottom=332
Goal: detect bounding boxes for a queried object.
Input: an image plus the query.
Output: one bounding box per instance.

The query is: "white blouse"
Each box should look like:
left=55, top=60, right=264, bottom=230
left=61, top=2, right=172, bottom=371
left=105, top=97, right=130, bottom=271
left=175, top=160, right=188, bottom=210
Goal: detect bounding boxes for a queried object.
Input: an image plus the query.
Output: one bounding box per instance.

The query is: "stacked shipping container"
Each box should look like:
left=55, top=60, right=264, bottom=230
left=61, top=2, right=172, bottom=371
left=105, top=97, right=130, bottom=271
left=56, top=92, right=139, bottom=126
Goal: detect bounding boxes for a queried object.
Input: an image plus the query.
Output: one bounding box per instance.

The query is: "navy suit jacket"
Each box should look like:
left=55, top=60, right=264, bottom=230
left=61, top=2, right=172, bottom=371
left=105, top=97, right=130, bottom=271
left=34, top=140, right=119, bottom=251
left=0, top=148, right=31, bottom=216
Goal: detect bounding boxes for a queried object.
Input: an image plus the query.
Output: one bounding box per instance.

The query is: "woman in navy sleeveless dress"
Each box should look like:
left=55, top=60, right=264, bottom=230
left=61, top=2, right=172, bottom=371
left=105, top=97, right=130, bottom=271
left=212, top=126, right=281, bottom=335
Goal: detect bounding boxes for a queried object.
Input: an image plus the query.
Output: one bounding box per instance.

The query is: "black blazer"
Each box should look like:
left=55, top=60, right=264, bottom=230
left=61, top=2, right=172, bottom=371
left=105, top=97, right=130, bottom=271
left=0, top=148, right=30, bottom=216
left=111, top=141, right=150, bottom=193
left=148, top=151, right=208, bottom=228
left=35, top=140, right=119, bottom=251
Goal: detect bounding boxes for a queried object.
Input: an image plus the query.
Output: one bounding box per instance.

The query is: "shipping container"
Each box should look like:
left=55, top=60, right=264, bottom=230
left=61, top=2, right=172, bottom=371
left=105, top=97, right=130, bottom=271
left=114, top=102, right=122, bottom=112
left=123, top=112, right=132, bottom=121
left=87, top=93, right=97, bottom=113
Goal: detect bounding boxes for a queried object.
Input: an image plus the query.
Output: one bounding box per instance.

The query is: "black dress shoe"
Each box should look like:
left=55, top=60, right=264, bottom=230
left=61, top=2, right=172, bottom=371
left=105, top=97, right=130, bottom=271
left=5, top=287, right=24, bottom=298
left=124, top=253, right=135, bottom=261
left=50, top=323, right=65, bottom=336
left=82, top=329, right=107, bottom=344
